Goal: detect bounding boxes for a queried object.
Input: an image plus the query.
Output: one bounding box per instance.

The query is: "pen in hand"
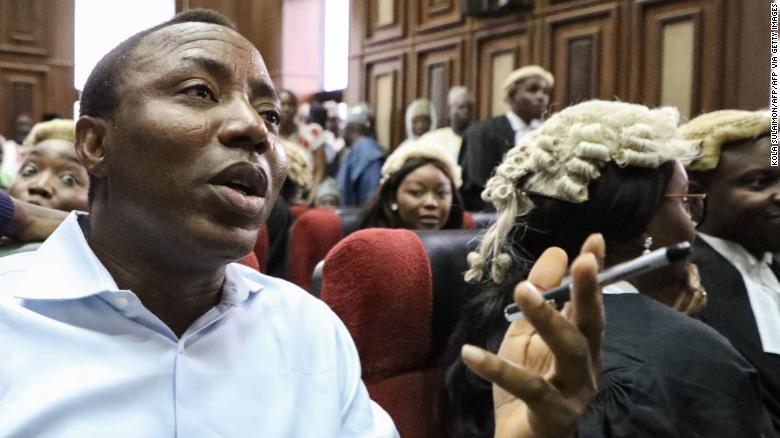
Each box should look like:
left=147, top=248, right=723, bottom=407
left=503, top=241, right=691, bottom=322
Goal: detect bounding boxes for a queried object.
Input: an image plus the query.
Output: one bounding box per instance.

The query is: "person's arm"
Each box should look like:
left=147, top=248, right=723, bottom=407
left=462, top=233, right=605, bottom=438
left=355, top=159, right=383, bottom=206
left=1, top=192, right=66, bottom=241
left=313, top=146, right=327, bottom=188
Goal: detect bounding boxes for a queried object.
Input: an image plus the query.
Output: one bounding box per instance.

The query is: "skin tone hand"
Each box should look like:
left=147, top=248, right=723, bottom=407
left=672, top=263, right=707, bottom=316
left=4, top=197, right=67, bottom=243
left=461, top=233, right=605, bottom=438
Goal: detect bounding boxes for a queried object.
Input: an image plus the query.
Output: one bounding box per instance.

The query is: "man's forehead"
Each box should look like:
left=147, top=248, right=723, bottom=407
left=131, top=22, right=269, bottom=78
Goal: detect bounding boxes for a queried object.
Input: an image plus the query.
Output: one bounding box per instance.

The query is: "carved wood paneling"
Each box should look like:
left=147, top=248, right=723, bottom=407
left=473, top=30, right=530, bottom=119
left=630, top=0, right=723, bottom=116
left=543, top=3, right=618, bottom=110
left=0, top=64, right=47, bottom=134
left=365, top=52, right=405, bottom=150
left=412, top=38, right=463, bottom=126
left=417, top=0, right=463, bottom=33
left=366, top=0, right=406, bottom=45
left=0, top=0, right=48, bottom=56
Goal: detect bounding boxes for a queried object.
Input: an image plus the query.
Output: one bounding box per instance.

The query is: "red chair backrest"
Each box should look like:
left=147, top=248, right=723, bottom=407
left=253, top=225, right=270, bottom=273
left=237, top=251, right=260, bottom=271
left=320, top=228, right=440, bottom=438
left=288, top=208, right=343, bottom=291
left=289, top=204, right=308, bottom=219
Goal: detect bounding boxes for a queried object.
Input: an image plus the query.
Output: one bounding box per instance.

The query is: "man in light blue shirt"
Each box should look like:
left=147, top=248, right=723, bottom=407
left=0, top=9, right=605, bottom=438
left=0, top=10, right=396, bottom=437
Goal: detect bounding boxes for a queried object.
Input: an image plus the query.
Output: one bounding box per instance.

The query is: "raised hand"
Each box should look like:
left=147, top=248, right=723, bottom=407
left=461, top=233, right=605, bottom=438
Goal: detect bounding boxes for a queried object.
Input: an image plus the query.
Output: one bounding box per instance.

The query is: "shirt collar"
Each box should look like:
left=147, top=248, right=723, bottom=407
left=602, top=280, right=641, bottom=295
left=15, top=212, right=264, bottom=303
left=697, top=232, right=773, bottom=268
left=505, top=111, right=541, bottom=132
left=14, top=212, right=119, bottom=300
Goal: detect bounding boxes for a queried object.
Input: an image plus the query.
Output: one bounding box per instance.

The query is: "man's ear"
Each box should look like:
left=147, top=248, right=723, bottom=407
left=75, top=116, right=109, bottom=178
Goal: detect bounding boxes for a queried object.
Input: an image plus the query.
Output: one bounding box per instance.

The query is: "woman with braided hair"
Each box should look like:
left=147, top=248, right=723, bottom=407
left=440, top=100, right=774, bottom=437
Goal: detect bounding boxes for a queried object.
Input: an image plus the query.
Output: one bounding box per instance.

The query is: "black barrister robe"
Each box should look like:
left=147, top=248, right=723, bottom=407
left=577, top=293, right=775, bottom=438
left=692, top=237, right=780, bottom=434
left=457, top=115, right=515, bottom=211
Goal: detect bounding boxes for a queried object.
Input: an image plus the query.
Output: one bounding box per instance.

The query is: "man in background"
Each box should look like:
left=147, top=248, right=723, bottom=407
left=682, top=109, right=780, bottom=433
left=458, top=66, right=553, bottom=210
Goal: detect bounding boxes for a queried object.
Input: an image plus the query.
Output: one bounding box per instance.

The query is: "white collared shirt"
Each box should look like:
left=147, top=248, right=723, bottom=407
left=698, top=232, right=780, bottom=355
left=602, top=281, right=641, bottom=295
left=0, top=212, right=398, bottom=437
left=505, top=111, right=542, bottom=147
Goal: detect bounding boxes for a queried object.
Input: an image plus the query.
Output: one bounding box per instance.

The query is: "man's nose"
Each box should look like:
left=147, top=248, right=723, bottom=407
left=218, top=96, right=270, bottom=154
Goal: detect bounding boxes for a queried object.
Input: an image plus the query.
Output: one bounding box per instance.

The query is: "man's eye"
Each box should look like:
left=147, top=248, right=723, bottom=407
left=260, top=110, right=281, bottom=126
left=20, top=163, right=37, bottom=176
left=183, top=85, right=216, bottom=101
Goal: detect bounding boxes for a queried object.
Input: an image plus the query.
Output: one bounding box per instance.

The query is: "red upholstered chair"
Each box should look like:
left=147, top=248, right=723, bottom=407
left=320, top=229, right=440, bottom=438
left=462, top=211, right=475, bottom=229
left=237, top=251, right=260, bottom=271
left=253, top=225, right=270, bottom=273
left=289, top=204, right=308, bottom=219
left=288, top=208, right=343, bottom=291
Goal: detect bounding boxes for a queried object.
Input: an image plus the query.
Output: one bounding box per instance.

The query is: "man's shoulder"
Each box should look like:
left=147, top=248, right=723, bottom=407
left=234, top=264, right=340, bottom=325
left=0, top=250, right=35, bottom=294
left=464, top=116, right=509, bottom=138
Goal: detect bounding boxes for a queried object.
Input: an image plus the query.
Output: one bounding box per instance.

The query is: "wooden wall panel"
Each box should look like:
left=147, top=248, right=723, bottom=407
left=0, top=64, right=46, bottom=134
left=543, top=3, right=619, bottom=109
left=412, top=38, right=463, bottom=126
left=365, top=52, right=405, bottom=149
left=366, top=0, right=406, bottom=45
left=0, top=0, right=74, bottom=137
left=630, top=0, right=723, bottom=117
left=417, top=0, right=463, bottom=34
left=347, top=0, right=765, bottom=146
left=473, top=30, right=531, bottom=118
left=0, top=0, right=47, bottom=56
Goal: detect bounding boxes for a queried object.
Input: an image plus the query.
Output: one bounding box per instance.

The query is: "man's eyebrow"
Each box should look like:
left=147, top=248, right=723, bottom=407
left=180, top=56, right=278, bottom=102
left=181, top=56, right=233, bottom=79
left=252, top=82, right=279, bottom=102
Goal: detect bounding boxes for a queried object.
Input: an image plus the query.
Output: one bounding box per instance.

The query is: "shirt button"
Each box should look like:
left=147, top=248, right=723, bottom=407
left=114, top=297, right=129, bottom=309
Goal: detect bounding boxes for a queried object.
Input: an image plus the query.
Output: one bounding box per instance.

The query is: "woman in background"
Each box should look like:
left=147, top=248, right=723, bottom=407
left=360, top=140, right=463, bottom=230
left=9, top=119, right=87, bottom=213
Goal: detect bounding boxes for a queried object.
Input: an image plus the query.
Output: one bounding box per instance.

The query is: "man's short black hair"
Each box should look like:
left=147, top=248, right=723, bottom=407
left=79, top=9, right=236, bottom=119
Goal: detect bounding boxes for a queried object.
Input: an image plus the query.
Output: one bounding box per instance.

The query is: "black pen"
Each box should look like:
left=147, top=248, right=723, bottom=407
left=503, top=241, right=691, bottom=322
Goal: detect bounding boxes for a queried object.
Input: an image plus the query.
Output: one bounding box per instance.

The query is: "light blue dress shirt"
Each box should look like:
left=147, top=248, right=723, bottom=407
left=0, top=213, right=398, bottom=438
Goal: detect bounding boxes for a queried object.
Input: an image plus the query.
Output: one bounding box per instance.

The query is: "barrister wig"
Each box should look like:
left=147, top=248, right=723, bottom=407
left=679, top=109, right=769, bottom=171
left=502, top=65, right=555, bottom=98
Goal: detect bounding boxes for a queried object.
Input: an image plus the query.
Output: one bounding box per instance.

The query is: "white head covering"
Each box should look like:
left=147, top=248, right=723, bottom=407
left=404, top=98, right=437, bottom=140
left=381, top=138, right=461, bottom=188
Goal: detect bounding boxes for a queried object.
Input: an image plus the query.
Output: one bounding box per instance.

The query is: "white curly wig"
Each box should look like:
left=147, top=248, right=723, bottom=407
left=464, top=100, right=697, bottom=284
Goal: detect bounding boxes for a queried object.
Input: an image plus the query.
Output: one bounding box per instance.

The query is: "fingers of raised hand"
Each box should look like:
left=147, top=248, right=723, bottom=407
left=514, top=281, right=594, bottom=391
left=569, top=251, right=603, bottom=371
left=461, top=344, right=555, bottom=409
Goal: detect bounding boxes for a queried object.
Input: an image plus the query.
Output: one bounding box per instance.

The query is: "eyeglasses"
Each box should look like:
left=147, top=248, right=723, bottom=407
left=666, top=193, right=707, bottom=227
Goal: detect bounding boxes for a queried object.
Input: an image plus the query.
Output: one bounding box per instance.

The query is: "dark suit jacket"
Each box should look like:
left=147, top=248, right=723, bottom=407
left=692, top=237, right=780, bottom=433
left=457, top=115, right=514, bottom=211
